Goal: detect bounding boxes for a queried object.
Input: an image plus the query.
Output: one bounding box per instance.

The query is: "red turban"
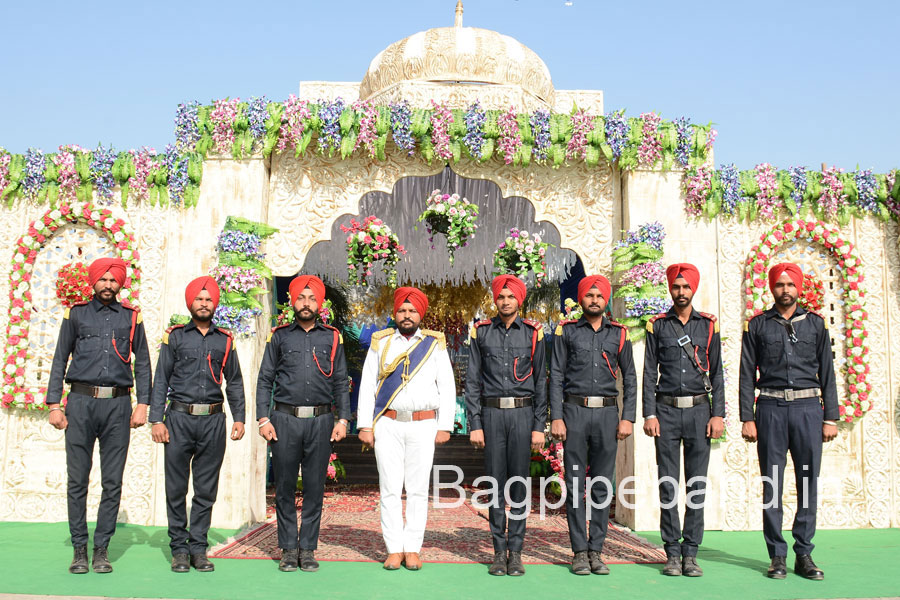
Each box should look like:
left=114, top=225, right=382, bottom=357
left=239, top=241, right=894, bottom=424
left=289, top=275, right=326, bottom=306
left=185, top=276, right=220, bottom=311
left=88, top=257, right=127, bottom=287
left=394, top=287, right=428, bottom=317
left=491, top=275, right=527, bottom=305
left=768, top=263, right=803, bottom=294
left=577, top=275, right=611, bottom=302
left=665, top=263, right=700, bottom=293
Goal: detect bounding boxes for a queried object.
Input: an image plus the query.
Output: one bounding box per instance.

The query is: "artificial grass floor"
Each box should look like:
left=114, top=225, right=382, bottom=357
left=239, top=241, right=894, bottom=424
left=0, top=521, right=897, bottom=600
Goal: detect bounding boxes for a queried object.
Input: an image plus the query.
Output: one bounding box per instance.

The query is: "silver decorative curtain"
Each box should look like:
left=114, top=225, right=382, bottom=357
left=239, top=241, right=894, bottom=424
left=300, top=167, right=577, bottom=286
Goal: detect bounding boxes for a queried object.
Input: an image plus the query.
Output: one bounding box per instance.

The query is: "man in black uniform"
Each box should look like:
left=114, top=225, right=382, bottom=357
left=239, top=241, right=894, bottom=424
left=643, top=264, right=724, bottom=577
left=150, top=276, right=245, bottom=572
left=257, top=275, right=350, bottom=572
left=740, top=262, right=838, bottom=580
left=465, top=274, right=547, bottom=577
left=46, top=257, right=152, bottom=574
left=550, top=274, right=636, bottom=576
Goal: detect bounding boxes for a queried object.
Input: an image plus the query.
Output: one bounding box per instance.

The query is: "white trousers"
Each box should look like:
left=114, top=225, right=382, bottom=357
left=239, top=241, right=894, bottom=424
left=373, top=416, right=438, bottom=553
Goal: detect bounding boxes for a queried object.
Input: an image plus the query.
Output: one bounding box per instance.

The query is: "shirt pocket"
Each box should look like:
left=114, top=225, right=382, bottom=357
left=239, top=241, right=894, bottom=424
left=313, top=346, right=333, bottom=375
left=76, top=326, right=102, bottom=352
left=761, top=335, right=784, bottom=365
left=795, top=338, right=817, bottom=360
left=281, top=344, right=305, bottom=366
left=601, top=341, right=621, bottom=374
left=569, top=341, right=593, bottom=368
left=659, top=336, right=682, bottom=363
left=175, top=347, right=200, bottom=365
left=208, top=349, right=226, bottom=372
left=113, top=327, right=131, bottom=354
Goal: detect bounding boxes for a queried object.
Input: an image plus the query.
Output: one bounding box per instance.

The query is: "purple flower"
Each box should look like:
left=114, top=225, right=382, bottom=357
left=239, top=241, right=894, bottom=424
left=247, top=96, right=269, bottom=140
left=788, top=165, right=807, bottom=207
left=674, top=117, right=691, bottom=168
left=719, top=163, right=741, bottom=216
left=318, top=98, right=345, bottom=154
left=174, top=101, right=201, bottom=153
left=89, top=145, right=117, bottom=204
left=463, top=101, right=486, bottom=159
left=855, top=168, right=878, bottom=213
left=529, top=109, right=551, bottom=161
left=22, top=148, right=46, bottom=199
left=390, top=100, right=415, bottom=155
left=164, top=144, right=189, bottom=206
left=604, top=110, right=628, bottom=159
left=217, top=230, right=262, bottom=256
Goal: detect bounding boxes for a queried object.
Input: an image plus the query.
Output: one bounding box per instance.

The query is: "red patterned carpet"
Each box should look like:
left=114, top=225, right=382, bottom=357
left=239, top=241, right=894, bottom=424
left=210, top=485, right=665, bottom=565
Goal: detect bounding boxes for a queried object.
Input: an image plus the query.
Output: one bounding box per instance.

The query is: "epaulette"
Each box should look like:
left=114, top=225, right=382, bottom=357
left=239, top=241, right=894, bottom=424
left=645, top=313, right=668, bottom=334
left=743, top=311, right=765, bottom=332
left=321, top=322, right=344, bottom=343
left=162, top=324, right=185, bottom=345
left=421, top=328, right=447, bottom=350
left=554, top=319, right=577, bottom=336
left=63, top=299, right=91, bottom=320
left=469, top=319, right=492, bottom=339
left=121, top=300, right=143, bottom=323
left=266, top=323, right=290, bottom=343
left=371, top=327, right=395, bottom=351
left=806, top=311, right=828, bottom=330
left=522, top=318, right=544, bottom=341
left=218, top=326, right=234, bottom=338
left=699, top=312, right=720, bottom=333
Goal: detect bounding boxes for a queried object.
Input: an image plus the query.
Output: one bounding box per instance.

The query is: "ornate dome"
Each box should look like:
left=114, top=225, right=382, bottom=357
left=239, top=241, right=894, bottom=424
left=359, top=25, right=555, bottom=105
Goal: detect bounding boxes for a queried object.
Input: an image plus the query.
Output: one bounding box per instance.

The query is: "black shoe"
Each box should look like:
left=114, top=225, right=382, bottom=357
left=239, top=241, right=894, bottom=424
left=279, top=548, right=299, bottom=572
left=571, top=551, right=591, bottom=575
left=69, top=546, right=89, bottom=574
left=794, top=554, right=823, bottom=580
left=507, top=551, right=526, bottom=576
left=171, top=553, right=190, bottom=573
left=190, top=552, right=215, bottom=572
left=92, top=547, right=112, bottom=573
left=488, top=551, right=507, bottom=576
left=589, top=550, right=610, bottom=575
left=662, top=554, right=682, bottom=576
left=300, top=549, right=319, bottom=572
left=767, top=556, right=787, bottom=579
left=682, top=556, right=703, bottom=577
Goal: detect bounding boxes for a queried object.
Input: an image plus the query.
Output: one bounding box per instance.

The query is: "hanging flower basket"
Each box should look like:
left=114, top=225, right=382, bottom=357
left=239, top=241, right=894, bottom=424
left=417, top=189, right=478, bottom=264
left=340, top=216, right=406, bottom=287
left=492, top=227, right=552, bottom=287
left=56, top=262, right=93, bottom=308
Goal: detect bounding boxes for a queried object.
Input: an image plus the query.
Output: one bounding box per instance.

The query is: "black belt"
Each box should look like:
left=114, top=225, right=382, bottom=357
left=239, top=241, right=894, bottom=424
left=565, top=394, right=617, bottom=408
left=657, top=393, right=708, bottom=408
left=274, top=402, right=332, bottom=418
left=483, top=397, right=533, bottom=409
left=168, top=400, right=223, bottom=416
left=69, top=383, right=131, bottom=399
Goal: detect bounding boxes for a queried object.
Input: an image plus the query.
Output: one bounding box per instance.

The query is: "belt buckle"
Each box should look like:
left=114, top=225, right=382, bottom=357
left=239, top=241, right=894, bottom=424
left=499, top=397, right=516, bottom=409
left=95, top=386, right=115, bottom=399
left=191, top=404, right=211, bottom=416
left=294, top=406, right=310, bottom=418
left=395, top=410, right=413, bottom=423
left=676, top=396, right=693, bottom=409
left=784, top=389, right=796, bottom=402
left=677, top=335, right=691, bottom=347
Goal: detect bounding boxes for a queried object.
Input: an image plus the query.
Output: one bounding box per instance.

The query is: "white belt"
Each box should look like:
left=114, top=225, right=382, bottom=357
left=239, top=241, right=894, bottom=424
left=759, top=388, right=821, bottom=401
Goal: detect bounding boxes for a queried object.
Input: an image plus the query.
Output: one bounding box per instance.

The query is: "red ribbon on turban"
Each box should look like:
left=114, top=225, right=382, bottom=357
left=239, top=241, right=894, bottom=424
left=768, top=262, right=803, bottom=294
left=88, top=257, right=127, bottom=287
left=184, top=276, right=221, bottom=311
left=394, top=287, right=428, bottom=317
left=665, top=263, right=700, bottom=293
left=577, top=275, right=611, bottom=302
left=491, top=275, right=527, bottom=304
left=289, top=275, right=326, bottom=306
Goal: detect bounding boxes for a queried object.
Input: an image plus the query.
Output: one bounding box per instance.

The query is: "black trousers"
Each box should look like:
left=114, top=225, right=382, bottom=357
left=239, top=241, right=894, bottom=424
left=64, top=392, right=132, bottom=549
left=655, top=401, right=711, bottom=558
left=164, top=410, right=227, bottom=554
left=562, top=403, right=619, bottom=553
left=270, top=410, right=332, bottom=550
left=756, top=397, right=823, bottom=558
left=482, top=405, right=532, bottom=553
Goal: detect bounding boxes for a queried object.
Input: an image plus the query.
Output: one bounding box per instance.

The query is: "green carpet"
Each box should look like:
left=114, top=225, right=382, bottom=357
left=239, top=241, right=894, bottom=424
left=0, top=521, right=897, bottom=600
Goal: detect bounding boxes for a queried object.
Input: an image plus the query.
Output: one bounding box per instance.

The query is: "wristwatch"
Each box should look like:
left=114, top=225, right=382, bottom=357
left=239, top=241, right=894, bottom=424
left=338, top=418, right=349, bottom=427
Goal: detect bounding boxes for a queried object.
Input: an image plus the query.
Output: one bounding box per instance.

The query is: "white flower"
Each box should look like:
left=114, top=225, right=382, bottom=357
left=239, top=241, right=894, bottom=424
left=851, top=347, right=863, bottom=357
left=10, top=307, right=21, bottom=317
left=533, top=234, right=541, bottom=244
left=449, top=197, right=457, bottom=206
left=753, top=298, right=765, bottom=310
left=850, top=393, right=859, bottom=402
left=3, top=365, right=14, bottom=376
left=23, top=301, right=31, bottom=311
left=435, top=203, right=445, bottom=213
left=758, top=245, right=770, bottom=256
left=11, top=272, right=19, bottom=282
left=120, top=250, right=132, bottom=260
left=525, top=243, right=534, bottom=253
left=49, top=210, right=61, bottom=220
left=15, top=358, right=24, bottom=367
left=22, top=236, right=32, bottom=246
left=860, top=400, right=871, bottom=411
left=357, top=232, right=366, bottom=241
left=91, top=211, right=101, bottom=221
left=121, top=289, right=130, bottom=298
left=844, top=257, right=856, bottom=268
left=539, top=248, right=546, bottom=256
left=13, top=253, right=24, bottom=263
left=22, top=263, right=32, bottom=272
left=113, top=232, right=124, bottom=242
left=104, top=218, right=115, bottom=228
left=519, top=230, right=529, bottom=238
left=8, top=327, right=18, bottom=337
left=14, top=376, right=24, bottom=386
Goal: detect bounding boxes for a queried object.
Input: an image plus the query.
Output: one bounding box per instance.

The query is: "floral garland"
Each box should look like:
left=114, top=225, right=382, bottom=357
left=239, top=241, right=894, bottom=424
left=417, top=190, right=479, bottom=264
left=637, top=112, right=663, bottom=166
left=340, top=216, right=406, bottom=287
left=797, top=272, right=825, bottom=312
left=497, top=106, right=522, bottom=165
left=429, top=101, right=453, bottom=161
left=55, top=262, right=93, bottom=308
left=687, top=163, right=900, bottom=224
left=352, top=100, right=380, bottom=159
left=612, top=221, right=671, bottom=340
left=493, top=228, right=551, bottom=288
left=2, top=202, right=141, bottom=410
left=743, top=218, right=870, bottom=423
left=566, top=108, right=594, bottom=161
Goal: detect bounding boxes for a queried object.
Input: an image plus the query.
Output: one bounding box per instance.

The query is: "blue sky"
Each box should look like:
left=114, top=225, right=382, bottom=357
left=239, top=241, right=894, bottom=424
left=1, top=0, right=896, bottom=171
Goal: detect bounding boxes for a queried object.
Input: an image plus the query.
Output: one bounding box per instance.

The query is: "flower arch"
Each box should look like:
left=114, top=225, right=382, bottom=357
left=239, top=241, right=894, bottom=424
left=2, top=202, right=142, bottom=410
left=743, top=218, right=870, bottom=423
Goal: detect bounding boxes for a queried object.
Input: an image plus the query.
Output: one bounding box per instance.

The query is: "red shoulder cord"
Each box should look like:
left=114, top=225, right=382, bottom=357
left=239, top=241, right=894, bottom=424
left=111, top=309, right=138, bottom=364
left=512, top=326, right=539, bottom=382
left=312, top=329, right=339, bottom=378
left=693, top=319, right=714, bottom=371
left=599, top=325, right=626, bottom=379
left=207, top=334, right=233, bottom=385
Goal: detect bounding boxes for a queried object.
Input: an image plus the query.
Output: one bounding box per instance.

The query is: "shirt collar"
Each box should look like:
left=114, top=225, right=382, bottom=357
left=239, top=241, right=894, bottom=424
left=393, top=328, right=424, bottom=342
left=91, top=296, right=120, bottom=311
left=665, top=306, right=701, bottom=321
left=492, top=315, right=522, bottom=330
left=765, top=305, right=807, bottom=319
left=183, top=321, right=220, bottom=335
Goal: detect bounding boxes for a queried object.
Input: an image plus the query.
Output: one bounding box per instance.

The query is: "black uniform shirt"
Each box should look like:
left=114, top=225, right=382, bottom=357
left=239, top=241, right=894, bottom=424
left=149, top=322, right=245, bottom=423
left=642, top=308, right=726, bottom=418
left=255, top=321, right=350, bottom=420
left=549, top=316, right=637, bottom=422
left=464, top=316, right=548, bottom=433
left=739, top=305, right=839, bottom=421
left=46, top=296, right=152, bottom=405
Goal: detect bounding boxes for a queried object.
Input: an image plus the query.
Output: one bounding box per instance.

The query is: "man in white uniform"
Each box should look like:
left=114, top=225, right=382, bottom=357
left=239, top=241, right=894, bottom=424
left=357, top=287, right=457, bottom=571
